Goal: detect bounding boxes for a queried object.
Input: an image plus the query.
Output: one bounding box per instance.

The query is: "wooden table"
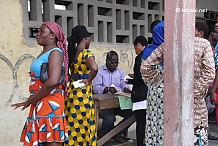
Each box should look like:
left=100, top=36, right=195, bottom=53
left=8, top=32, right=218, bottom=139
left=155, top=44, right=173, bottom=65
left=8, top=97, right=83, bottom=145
left=93, top=94, right=136, bottom=146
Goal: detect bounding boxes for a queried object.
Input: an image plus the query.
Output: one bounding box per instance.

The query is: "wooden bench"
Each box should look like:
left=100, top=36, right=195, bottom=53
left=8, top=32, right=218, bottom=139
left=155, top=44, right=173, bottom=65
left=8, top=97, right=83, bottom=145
left=93, top=94, right=136, bottom=146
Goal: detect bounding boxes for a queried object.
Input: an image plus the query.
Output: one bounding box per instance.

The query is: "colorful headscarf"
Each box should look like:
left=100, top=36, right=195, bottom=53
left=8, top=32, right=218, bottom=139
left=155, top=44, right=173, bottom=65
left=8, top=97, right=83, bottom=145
left=142, top=21, right=164, bottom=60
left=44, top=21, right=69, bottom=97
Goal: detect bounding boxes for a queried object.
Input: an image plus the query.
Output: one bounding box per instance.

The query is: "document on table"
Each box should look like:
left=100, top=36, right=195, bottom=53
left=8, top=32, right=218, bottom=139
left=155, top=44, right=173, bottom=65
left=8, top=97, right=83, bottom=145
left=116, top=92, right=132, bottom=110
left=118, top=96, right=132, bottom=110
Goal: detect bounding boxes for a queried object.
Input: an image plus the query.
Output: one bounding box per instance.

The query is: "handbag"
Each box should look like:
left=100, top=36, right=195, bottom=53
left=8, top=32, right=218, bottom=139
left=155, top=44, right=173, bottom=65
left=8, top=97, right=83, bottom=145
left=40, top=63, right=65, bottom=84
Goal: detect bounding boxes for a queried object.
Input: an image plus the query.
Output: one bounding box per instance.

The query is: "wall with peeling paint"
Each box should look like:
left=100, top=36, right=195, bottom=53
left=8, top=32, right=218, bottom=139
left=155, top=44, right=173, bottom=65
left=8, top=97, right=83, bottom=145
left=0, top=0, right=37, bottom=145
left=1, top=0, right=217, bottom=145
left=0, top=1, right=136, bottom=145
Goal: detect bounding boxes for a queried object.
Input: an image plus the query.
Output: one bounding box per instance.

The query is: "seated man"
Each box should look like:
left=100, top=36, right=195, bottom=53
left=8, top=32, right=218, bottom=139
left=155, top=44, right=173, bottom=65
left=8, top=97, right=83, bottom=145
left=93, top=51, right=133, bottom=143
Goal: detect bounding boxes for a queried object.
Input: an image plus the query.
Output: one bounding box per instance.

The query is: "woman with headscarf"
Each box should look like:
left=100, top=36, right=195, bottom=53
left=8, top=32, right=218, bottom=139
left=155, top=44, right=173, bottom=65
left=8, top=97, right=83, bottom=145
left=65, top=25, right=98, bottom=146
left=141, top=22, right=216, bottom=146
left=11, top=21, right=69, bottom=146
left=141, top=21, right=164, bottom=145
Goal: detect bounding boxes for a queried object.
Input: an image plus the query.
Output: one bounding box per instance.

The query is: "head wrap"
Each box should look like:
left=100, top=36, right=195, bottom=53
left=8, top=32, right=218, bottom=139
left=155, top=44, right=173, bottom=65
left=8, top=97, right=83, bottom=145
left=44, top=21, right=69, bottom=97
left=152, top=21, right=164, bottom=45
left=141, top=21, right=164, bottom=67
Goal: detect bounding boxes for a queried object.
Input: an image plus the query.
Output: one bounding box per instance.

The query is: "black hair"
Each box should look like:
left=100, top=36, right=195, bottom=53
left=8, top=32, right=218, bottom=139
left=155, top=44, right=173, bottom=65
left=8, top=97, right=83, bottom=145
left=195, top=21, right=209, bottom=39
left=134, top=36, right=148, bottom=46
left=67, top=36, right=76, bottom=69
left=106, top=51, right=118, bottom=60
left=68, top=25, right=90, bottom=68
left=150, top=20, right=161, bottom=33
left=208, top=25, right=215, bottom=36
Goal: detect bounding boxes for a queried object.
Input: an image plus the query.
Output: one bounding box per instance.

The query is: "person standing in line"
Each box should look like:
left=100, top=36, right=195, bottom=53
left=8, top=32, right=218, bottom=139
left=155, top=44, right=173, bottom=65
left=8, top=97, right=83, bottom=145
left=195, top=21, right=209, bottom=39
left=207, top=25, right=217, bottom=51
left=141, top=21, right=165, bottom=145
left=210, top=22, right=218, bottom=100
left=210, top=22, right=218, bottom=126
left=65, top=25, right=98, bottom=146
left=126, top=36, right=148, bottom=146
left=196, top=21, right=218, bottom=140
left=11, top=21, right=69, bottom=146
left=141, top=36, right=215, bottom=146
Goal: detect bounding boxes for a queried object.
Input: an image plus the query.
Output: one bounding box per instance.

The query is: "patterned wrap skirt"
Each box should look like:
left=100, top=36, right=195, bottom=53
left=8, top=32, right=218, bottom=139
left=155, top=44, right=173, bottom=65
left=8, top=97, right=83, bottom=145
left=145, top=65, right=164, bottom=146
left=194, top=126, right=208, bottom=146
left=145, top=81, right=164, bottom=146
left=65, top=82, right=97, bottom=146
left=20, top=75, right=68, bottom=146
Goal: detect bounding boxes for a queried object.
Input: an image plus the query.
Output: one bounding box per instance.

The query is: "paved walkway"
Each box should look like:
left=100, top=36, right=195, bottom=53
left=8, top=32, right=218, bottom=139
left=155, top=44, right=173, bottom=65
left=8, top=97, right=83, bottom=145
left=106, top=111, right=218, bottom=146
left=208, top=111, right=218, bottom=146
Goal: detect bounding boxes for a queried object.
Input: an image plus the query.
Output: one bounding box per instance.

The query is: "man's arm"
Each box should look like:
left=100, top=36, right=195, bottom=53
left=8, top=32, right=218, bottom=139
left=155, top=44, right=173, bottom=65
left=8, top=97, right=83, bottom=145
left=119, top=69, right=130, bottom=92
left=92, top=70, right=107, bottom=94
left=140, top=44, right=165, bottom=85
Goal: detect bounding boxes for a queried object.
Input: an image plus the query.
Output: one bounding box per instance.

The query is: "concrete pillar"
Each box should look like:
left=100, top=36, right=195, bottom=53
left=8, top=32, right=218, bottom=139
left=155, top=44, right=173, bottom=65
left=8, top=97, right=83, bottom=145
left=164, top=0, right=196, bottom=145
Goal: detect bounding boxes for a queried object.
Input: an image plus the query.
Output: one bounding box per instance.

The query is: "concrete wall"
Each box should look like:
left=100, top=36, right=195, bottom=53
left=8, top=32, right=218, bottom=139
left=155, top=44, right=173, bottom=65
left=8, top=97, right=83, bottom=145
left=0, top=1, right=135, bottom=145
left=0, top=0, right=217, bottom=145
left=196, top=0, right=218, bottom=17
left=0, top=0, right=37, bottom=145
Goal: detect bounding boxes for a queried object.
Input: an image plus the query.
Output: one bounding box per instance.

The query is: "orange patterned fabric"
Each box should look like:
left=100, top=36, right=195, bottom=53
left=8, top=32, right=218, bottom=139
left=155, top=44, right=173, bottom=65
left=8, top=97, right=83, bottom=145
left=20, top=75, right=68, bottom=146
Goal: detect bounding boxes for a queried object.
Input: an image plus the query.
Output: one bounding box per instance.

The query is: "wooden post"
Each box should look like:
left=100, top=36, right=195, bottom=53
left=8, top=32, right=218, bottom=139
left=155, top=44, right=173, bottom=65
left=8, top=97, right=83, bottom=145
left=164, top=0, right=196, bottom=145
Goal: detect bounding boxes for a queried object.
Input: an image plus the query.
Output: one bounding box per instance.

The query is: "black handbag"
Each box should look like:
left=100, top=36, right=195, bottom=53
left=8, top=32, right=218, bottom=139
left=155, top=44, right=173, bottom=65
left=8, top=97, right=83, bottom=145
left=40, top=63, right=65, bottom=84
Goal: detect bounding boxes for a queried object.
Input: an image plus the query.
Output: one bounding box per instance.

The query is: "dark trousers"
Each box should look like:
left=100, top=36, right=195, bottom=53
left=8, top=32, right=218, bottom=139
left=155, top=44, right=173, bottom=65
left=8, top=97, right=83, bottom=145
left=134, top=109, right=146, bottom=146
left=99, top=108, right=133, bottom=138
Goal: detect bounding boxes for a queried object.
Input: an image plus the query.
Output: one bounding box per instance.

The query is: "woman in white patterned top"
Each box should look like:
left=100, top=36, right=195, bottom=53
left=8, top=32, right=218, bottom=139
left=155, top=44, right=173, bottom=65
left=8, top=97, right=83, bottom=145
left=140, top=37, right=215, bottom=145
